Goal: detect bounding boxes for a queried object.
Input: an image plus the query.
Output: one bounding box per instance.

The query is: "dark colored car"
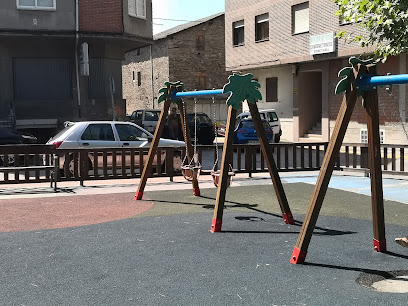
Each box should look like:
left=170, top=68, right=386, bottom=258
left=0, top=128, right=37, bottom=145
left=233, top=118, right=274, bottom=144
left=0, top=128, right=37, bottom=165
left=164, top=112, right=215, bottom=145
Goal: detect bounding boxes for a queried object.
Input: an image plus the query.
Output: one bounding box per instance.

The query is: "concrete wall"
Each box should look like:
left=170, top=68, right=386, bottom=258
left=242, top=65, right=294, bottom=141
left=123, top=40, right=169, bottom=113
left=0, top=1, right=75, bottom=31
left=225, top=0, right=374, bottom=71
left=123, top=0, right=153, bottom=39
left=123, top=14, right=229, bottom=122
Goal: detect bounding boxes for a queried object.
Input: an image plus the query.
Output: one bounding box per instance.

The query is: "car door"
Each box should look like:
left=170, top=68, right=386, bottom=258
left=114, top=123, right=157, bottom=167
left=79, top=123, right=119, bottom=167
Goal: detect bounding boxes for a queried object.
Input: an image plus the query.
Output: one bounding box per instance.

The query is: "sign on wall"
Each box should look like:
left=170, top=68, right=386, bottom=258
left=310, top=32, right=335, bottom=55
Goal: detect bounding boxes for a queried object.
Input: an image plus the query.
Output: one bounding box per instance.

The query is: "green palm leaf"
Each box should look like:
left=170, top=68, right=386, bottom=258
left=223, top=73, right=262, bottom=110
left=158, top=81, right=185, bottom=104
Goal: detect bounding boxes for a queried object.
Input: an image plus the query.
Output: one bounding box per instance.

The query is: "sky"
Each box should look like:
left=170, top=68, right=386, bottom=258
left=152, top=0, right=225, bottom=35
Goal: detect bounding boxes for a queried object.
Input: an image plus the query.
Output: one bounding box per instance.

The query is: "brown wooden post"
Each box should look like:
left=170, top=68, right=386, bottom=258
left=211, top=105, right=237, bottom=232
left=178, top=101, right=201, bottom=196
left=248, top=102, right=294, bottom=224
left=135, top=98, right=172, bottom=200
left=290, top=65, right=361, bottom=264
left=365, top=85, right=386, bottom=252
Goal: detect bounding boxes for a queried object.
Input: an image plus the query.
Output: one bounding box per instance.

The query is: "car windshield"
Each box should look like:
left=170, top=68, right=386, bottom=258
left=49, top=125, right=75, bottom=142
left=144, top=111, right=160, bottom=121
left=188, top=114, right=212, bottom=125
left=240, top=121, right=255, bottom=129
left=239, top=120, right=271, bottom=131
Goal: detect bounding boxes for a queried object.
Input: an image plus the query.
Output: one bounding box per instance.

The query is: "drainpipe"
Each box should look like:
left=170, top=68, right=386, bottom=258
left=150, top=44, right=154, bottom=109
left=75, top=0, right=81, bottom=118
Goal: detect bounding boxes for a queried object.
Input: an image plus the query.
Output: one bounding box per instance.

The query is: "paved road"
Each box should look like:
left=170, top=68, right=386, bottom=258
left=0, top=171, right=408, bottom=305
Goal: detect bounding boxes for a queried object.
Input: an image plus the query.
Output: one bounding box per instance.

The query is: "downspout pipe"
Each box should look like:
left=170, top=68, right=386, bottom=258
left=75, top=0, right=81, bottom=118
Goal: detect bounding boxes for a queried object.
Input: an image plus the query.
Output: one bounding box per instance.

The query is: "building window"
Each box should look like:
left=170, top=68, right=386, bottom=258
left=196, top=34, right=205, bottom=51
left=132, top=71, right=136, bottom=82
left=292, top=2, right=309, bottom=34
left=17, top=0, right=56, bottom=10
left=233, top=20, right=245, bottom=46
left=136, top=48, right=141, bottom=56
left=360, top=129, right=384, bottom=144
left=266, top=77, right=278, bottom=102
left=128, top=0, right=146, bottom=19
left=137, top=72, right=141, bottom=86
left=255, top=13, right=269, bottom=42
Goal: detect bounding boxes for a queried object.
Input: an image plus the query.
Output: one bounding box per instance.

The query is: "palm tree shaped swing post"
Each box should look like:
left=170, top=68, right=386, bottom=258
left=291, top=57, right=391, bottom=264
left=211, top=73, right=294, bottom=233
left=135, top=82, right=201, bottom=200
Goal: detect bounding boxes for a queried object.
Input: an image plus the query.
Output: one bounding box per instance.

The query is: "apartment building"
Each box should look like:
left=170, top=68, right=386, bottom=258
left=0, top=0, right=152, bottom=142
left=225, top=0, right=408, bottom=144
left=123, top=13, right=230, bottom=122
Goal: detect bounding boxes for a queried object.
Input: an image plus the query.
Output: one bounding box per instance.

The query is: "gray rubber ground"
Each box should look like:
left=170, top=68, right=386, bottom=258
left=1, top=182, right=408, bottom=305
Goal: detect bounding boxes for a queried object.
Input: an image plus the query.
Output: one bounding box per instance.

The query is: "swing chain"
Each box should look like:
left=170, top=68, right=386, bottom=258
left=194, top=96, right=198, bottom=163
left=181, top=99, right=189, bottom=166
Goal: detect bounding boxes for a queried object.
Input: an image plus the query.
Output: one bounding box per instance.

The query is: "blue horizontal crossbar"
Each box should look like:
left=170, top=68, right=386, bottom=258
left=357, top=73, right=408, bottom=88
left=172, top=89, right=228, bottom=98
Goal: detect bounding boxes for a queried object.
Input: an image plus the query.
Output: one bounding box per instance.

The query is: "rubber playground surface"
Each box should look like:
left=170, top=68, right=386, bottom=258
left=1, top=172, right=408, bottom=305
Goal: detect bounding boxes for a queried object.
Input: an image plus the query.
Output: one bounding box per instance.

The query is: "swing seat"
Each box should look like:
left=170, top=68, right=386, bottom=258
left=181, top=165, right=202, bottom=181
left=211, top=170, right=235, bottom=187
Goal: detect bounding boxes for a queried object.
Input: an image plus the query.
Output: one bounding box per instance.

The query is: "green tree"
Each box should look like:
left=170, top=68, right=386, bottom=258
left=335, top=0, right=408, bottom=60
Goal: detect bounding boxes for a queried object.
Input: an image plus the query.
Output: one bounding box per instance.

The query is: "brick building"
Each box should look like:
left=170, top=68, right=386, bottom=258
left=225, top=0, right=408, bottom=144
left=0, top=0, right=152, bottom=142
left=123, top=13, right=231, bottom=123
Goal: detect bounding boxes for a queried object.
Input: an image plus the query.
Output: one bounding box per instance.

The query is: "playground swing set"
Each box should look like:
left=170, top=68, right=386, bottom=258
left=135, top=59, right=401, bottom=265
left=291, top=57, right=408, bottom=264
left=134, top=73, right=296, bottom=232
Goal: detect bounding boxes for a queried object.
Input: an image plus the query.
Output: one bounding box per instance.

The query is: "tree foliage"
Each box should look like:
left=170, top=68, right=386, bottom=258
left=335, top=0, right=408, bottom=60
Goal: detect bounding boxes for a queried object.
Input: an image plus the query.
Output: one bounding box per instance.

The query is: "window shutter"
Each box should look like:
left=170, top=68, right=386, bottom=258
left=266, top=77, right=278, bottom=102
left=293, top=2, right=309, bottom=34
left=128, top=0, right=136, bottom=16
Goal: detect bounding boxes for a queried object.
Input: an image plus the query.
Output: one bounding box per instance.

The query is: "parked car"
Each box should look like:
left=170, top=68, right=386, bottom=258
left=164, top=112, right=215, bottom=145
left=0, top=128, right=37, bottom=165
left=127, top=109, right=161, bottom=133
left=0, top=128, right=37, bottom=145
left=233, top=118, right=274, bottom=144
left=236, top=109, right=282, bottom=142
left=46, top=121, right=184, bottom=175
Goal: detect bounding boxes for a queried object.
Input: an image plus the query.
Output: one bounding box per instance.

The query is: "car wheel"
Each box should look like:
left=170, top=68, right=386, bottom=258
left=173, top=152, right=182, bottom=172
left=64, top=155, right=92, bottom=177
left=275, top=135, right=280, bottom=143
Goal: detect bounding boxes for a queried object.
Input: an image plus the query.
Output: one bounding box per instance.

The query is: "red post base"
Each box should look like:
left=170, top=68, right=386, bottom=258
left=290, top=247, right=307, bottom=264
left=282, top=213, right=295, bottom=225
left=193, top=188, right=200, bottom=196
left=210, top=218, right=222, bottom=233
left=134, top=191, right=143, bottom=200
left=373, top=238, right=386, bottom=252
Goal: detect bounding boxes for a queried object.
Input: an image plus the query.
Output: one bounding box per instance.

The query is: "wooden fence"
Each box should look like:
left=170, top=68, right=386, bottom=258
left=1, top=142, right=408, bottom=185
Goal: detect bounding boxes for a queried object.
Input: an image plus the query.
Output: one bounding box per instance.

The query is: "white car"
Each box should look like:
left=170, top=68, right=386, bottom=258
left=236, top=109, right=282, bottom=142
left=46, top=121, right=184, bottom=175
